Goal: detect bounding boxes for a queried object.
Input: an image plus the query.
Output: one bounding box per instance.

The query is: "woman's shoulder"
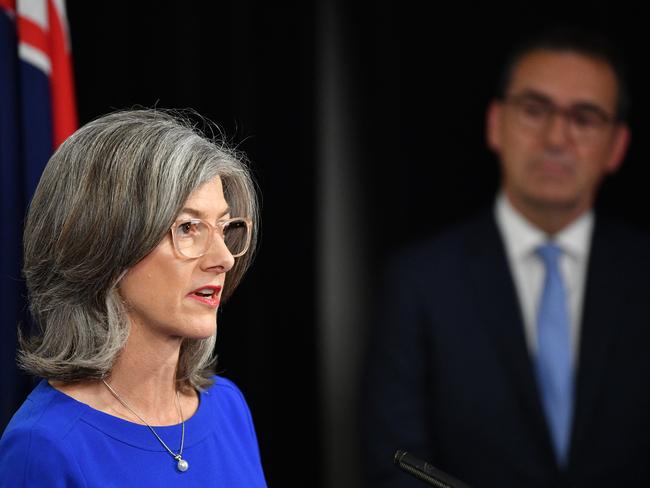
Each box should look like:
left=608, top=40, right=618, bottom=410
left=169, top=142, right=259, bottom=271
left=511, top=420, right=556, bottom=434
left=203, top=375, right=249, bottom=408
left=208, top=374, right=244, bottom=394
left=200, top=375, right=256, bottom=429
left=0, top=380, right=86, bottom=486
left=199, top=375, right=263, bottom=471
left=3, top=380, right=86, bottom=439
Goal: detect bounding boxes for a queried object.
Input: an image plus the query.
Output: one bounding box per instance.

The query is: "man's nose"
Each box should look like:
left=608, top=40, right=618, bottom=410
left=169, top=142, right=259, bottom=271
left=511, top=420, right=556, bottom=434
left=544, top=110, right=573, bottom=147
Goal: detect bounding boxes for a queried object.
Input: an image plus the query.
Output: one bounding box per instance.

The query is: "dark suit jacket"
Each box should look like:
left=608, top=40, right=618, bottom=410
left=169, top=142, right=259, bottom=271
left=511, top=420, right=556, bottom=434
left=362, top=210, right=650, bottom=487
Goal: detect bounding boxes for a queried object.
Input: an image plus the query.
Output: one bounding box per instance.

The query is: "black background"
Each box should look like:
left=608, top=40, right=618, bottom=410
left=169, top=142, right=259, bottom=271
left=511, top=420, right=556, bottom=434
left=64, top=1, right=650, bottom=486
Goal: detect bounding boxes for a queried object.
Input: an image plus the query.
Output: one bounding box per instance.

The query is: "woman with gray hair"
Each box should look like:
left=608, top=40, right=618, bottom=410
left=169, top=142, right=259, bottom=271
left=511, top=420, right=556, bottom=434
left=0, top=109, right=266, bottom=486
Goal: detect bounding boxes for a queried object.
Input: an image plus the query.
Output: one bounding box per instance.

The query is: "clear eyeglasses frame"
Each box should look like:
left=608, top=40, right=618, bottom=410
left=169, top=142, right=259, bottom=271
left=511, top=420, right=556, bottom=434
left=170, top=217, right=253, bottom=259
left=503, top=93, right=616, bottom=144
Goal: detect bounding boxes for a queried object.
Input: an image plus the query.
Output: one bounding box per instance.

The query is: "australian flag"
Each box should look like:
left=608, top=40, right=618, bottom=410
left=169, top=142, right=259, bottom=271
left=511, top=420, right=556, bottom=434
left=0, top=0, right=77, bottom=431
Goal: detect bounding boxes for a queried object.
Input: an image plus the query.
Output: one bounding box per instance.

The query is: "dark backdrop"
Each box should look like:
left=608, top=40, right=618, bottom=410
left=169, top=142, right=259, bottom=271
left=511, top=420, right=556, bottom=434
left=6, top=1, right=650, bottom=486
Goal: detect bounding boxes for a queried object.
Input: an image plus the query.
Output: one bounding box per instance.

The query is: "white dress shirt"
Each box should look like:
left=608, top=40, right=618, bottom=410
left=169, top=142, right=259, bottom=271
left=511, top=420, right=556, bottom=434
left=494, top=193, right=594, bottom=362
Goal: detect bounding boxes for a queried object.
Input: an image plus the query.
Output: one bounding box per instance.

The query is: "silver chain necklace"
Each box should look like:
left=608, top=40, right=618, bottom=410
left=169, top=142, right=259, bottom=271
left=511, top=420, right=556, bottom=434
left=102, top=379, right=189, bottom=472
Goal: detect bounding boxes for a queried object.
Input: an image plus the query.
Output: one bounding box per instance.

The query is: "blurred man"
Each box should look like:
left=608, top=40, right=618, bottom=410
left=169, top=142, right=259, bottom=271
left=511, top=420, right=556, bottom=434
left=363, top=29, right=650, bottom=487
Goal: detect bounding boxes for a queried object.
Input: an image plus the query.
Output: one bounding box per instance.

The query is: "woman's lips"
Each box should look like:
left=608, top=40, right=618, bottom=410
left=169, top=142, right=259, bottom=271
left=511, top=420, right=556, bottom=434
left=187, top=285, right=222, bottom=308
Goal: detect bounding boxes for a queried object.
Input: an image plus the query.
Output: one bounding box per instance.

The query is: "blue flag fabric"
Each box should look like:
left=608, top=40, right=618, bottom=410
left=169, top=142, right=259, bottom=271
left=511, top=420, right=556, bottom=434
left=0, top=0, right=76, bottom=431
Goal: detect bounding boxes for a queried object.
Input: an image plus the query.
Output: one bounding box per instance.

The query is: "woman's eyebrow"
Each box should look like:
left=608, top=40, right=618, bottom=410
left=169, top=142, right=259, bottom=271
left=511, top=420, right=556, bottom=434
left=178, top=206, right=231, bottom=219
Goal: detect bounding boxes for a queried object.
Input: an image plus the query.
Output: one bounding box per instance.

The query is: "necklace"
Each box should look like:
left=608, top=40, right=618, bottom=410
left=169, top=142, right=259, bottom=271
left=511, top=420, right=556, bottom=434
left=102, top=379, right=189, bottom=472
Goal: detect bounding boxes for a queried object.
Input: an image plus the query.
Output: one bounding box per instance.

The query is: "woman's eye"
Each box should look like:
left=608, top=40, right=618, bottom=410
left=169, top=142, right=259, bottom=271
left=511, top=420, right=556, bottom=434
left=179, top=222, right=195, bottom=235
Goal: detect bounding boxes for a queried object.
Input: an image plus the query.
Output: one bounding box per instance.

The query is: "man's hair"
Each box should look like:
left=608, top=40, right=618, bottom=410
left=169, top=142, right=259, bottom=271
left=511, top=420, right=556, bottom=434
left=19, top=109, right=259, bottom=391
left=496, top=27, right=629, bottom=121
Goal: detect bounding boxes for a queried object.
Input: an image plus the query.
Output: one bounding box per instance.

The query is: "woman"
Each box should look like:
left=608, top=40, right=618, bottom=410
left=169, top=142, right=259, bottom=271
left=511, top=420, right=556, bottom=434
left=0, top=109, right=266, bottom=486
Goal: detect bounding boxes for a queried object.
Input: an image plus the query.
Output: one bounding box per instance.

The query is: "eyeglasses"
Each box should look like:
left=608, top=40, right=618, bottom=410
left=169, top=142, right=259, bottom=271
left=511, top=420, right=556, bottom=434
left=170, top=217, right=252, bottom=259
left=504, top=93, right=615, bottom=143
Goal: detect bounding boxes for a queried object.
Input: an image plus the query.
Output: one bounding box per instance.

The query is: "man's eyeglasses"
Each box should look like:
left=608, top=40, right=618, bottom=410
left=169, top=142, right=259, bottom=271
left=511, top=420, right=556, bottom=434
left=170, top=217, right=252, bottom=259
left=504, top=93, right=616, bottom=143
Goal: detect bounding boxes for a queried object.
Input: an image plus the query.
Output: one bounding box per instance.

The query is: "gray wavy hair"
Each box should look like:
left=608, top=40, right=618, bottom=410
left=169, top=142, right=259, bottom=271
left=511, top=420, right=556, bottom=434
left=19, top=109, right=259, bottom=390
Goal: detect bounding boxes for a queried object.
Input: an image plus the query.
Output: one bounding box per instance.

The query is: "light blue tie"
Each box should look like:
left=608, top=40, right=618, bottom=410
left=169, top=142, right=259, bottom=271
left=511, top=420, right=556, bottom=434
left=535, top=243, right=573, bottom=466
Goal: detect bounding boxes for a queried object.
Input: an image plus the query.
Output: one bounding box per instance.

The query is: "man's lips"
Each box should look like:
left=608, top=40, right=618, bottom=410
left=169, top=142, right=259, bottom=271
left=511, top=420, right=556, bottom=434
left=534, top=159, right=574, bottom=178
left=187, top=285, right=222, bottom=308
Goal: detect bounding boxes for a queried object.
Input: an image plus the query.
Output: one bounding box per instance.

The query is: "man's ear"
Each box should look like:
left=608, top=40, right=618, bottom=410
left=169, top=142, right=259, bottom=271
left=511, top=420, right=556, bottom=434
left=606, top=123, right=630, bottom=174
left=486, top=100, right=503, bottom=152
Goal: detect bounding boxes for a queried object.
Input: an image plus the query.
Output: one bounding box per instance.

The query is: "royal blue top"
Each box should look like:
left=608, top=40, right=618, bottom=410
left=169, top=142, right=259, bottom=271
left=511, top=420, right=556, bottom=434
left=0, top=376, right=267, bottom=487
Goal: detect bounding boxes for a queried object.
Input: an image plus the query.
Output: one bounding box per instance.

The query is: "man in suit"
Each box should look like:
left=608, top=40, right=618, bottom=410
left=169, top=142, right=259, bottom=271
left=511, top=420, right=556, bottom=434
left=362, top=30, right=650, bottom=487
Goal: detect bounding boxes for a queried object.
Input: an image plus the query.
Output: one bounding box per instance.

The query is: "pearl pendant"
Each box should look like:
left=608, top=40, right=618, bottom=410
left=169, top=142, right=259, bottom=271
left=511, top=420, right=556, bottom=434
left=177, top=457, right=189, bottom=472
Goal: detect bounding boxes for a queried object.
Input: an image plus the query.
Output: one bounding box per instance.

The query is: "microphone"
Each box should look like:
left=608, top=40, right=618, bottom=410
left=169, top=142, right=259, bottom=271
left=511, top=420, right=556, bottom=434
left=394, top=450, right=472, bottom=488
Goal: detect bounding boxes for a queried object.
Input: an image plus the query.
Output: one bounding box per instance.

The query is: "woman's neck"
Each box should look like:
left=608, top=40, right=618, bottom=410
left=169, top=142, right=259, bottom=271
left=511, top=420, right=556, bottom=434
left=52, top=320, right=199, bottom=426
left=103, top=334, right=182, bottom=424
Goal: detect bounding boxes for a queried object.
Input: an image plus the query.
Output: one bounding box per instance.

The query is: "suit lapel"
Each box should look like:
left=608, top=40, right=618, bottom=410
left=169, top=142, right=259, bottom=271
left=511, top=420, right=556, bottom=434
left=464, top=213, right=556, bottom=461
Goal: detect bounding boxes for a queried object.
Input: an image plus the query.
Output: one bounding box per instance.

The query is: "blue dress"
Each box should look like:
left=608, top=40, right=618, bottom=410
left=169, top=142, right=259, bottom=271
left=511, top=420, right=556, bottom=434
left=0, top=376, right=267, bottom=487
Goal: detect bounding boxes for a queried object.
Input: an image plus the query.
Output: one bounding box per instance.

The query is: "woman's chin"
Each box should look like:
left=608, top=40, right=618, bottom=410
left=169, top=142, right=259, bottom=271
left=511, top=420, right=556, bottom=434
left=182, top=321, right=217, bottom=340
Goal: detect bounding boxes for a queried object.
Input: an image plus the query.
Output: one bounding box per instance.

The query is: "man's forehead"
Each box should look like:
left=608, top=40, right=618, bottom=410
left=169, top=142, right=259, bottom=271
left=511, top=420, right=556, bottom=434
left=507, top=49, right=618, bottom=110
